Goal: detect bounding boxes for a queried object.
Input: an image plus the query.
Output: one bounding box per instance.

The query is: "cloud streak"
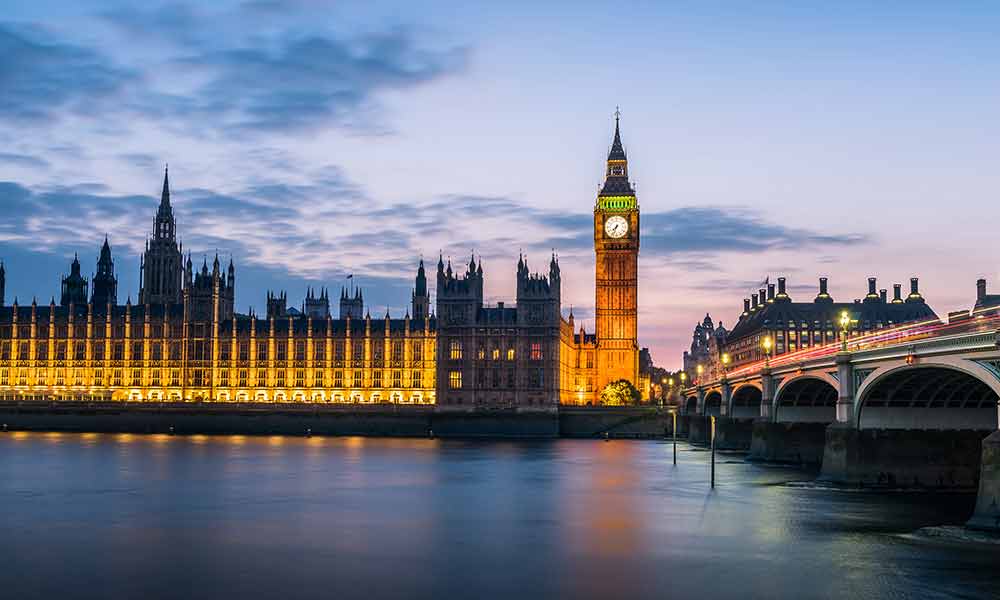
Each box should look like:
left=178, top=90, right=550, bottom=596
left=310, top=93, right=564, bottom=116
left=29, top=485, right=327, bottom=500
left=0, top=175, right=870, bottom=286
left=0, top=24, right=136, bottom=123
left=0, top=7, right=468, bottom=136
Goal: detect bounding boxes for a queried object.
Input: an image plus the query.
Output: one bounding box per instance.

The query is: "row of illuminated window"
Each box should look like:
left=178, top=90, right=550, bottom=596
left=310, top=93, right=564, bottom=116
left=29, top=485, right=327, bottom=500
left=0, top=339, right=432, bottom=363
left=0, top=368, right=430, bottom=390
left=447, top=368, right=547, bottom=389
left=448, top=340, right=543, bottom=361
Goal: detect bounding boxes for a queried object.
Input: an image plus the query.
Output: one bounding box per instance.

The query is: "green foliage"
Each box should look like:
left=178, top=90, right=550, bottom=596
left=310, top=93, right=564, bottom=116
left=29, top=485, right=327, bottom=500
left=599, top=379, right=641, bottom=406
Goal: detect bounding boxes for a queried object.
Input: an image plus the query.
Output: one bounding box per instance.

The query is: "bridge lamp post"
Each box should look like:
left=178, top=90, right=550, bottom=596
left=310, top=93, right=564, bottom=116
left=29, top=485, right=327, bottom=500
left=839, top=310, right=852, bottom=352
left=696, top=364, right=704, bottom=384
left=762, top=336, right=773, bottom=368
left=721, top=353, right=731, bottom=377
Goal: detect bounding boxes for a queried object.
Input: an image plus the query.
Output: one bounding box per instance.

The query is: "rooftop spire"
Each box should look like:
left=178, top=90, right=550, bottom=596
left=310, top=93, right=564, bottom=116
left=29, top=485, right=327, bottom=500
left=608, top=106, right=626, bottom=162
left=161, top=164, right=170, bottom=208
left=598, top=108, right=634, bottom=198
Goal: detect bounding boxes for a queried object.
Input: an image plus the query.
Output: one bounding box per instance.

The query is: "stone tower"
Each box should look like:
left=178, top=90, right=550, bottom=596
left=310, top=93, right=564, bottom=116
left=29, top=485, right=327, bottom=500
left=303, top=287, right=330, bottom=318
left=412, top=259, right=430, bottom=319
left=593, top=110, right=640, bottom=390
left=139, top=166, right=184, bottom=305
left=340, top=286, right=364, bottom=319
left=184, top=254, right=235, bottom=322
left=91, top=236, right=118, bottom=307
left=60, top=254, right=88, bottom=307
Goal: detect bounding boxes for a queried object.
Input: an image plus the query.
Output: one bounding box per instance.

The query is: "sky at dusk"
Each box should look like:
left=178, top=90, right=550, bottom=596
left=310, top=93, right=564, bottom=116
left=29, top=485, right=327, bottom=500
left=1, top=1, right=998, bottom=368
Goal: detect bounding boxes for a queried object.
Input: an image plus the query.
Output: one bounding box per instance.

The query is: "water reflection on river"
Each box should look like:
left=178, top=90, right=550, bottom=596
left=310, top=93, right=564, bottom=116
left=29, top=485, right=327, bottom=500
left=1, top=433, right=998, bottom=599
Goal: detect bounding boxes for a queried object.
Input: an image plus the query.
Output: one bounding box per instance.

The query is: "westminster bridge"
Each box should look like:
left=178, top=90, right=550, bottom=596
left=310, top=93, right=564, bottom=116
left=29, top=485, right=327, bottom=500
left=680, top=311, right=1000, bottom=531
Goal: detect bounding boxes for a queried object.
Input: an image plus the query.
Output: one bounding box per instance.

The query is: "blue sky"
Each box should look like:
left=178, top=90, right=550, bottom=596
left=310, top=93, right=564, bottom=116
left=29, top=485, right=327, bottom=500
left=1, top=1, right=998, bottom=368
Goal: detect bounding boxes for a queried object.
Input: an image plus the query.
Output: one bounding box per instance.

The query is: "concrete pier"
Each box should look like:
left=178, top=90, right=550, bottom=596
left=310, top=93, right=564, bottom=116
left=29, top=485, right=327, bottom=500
left=748, top=420, right=827, bottom=465
left=967, top=431, right=1000, bottom=531
left=683, top=416, right=751, bottom=450
left=688, top=415, right=710, bottom=445
left=819, top=424, right=990, bottom=488
left=713, top=417, right=753, bottom=451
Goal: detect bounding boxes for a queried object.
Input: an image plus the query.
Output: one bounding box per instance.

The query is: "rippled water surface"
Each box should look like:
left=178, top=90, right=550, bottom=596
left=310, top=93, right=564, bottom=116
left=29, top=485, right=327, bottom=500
left=2, top=432, right=999, bottom=599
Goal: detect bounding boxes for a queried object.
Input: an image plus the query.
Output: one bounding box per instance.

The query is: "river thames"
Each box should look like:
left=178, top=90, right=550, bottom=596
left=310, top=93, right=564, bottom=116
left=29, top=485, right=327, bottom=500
left=1, top=432, right=998, bottom=599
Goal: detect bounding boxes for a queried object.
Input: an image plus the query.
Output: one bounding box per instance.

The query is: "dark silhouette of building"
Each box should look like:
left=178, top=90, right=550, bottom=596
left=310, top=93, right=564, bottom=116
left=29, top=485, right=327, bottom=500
left=303, top=287, right=330, bottom=319
left=91, top=236, right=118, bottom=307
left=185, top=254, right=235, bottom=322
left=682, top=314, right=728, bottom=375
left=435, top=253, right=562, bottom=410
left=140, top=166, right=184, bottom=305
left=266, top=290, right=288, bottom=319
left=60, top=255, right=88, bottom=306
left=975, top=278, right=1000, bottom=316
left=340, top=286, right=364, bottom=319
left=411, top=259, right=430, bottom=320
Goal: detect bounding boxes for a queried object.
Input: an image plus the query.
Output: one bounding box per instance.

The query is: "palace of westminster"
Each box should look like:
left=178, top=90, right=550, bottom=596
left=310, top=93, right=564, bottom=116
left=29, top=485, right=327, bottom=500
left=0, top=118, right=644, bottom=409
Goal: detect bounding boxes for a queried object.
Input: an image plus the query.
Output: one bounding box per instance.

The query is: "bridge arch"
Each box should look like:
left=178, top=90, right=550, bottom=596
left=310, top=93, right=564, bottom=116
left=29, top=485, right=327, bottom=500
left=773, top=376, right=838, bottom=423
left=685, top=395, right=698, bottom=415
left=704, top=390, right=723, bottom=417
left=730, top=384, right=762, bottom=419
left=856, top=361, right=1000, bottom=430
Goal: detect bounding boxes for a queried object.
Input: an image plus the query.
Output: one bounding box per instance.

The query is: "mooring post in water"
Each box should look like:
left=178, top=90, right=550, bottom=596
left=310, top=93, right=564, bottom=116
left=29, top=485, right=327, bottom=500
left=710, top=415, right=716, bottom=489
left=672, top=411, right=677, bottom=466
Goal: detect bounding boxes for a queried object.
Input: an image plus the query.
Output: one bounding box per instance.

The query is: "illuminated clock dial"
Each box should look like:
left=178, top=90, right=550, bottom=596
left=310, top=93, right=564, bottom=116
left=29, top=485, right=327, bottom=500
left=605, top=215, right=628, bottom=238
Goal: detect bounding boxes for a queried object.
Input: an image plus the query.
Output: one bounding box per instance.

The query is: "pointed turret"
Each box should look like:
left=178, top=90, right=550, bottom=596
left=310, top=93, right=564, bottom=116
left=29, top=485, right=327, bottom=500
left=60, top=253, right=88, bottom=307
left=160, top=165, right=171, bottom=208
left=92, top=236, right=118, bottom=307
left=412, top=258, right=430, bottom=320
left=608, top=109, right=626, bottom=162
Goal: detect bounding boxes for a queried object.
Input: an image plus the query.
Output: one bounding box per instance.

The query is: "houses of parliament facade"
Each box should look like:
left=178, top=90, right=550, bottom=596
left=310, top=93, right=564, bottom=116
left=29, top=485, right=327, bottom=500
left=0, top=118, right=642, bottom=409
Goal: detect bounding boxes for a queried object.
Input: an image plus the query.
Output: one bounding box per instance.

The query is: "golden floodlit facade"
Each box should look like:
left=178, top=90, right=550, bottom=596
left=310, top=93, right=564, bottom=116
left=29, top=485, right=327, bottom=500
left=0, top=117, right=643, bottom=406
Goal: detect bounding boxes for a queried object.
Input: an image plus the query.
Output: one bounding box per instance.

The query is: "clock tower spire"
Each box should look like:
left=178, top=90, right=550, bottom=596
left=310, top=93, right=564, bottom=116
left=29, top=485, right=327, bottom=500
left=593, top=109, right=640, bottom=392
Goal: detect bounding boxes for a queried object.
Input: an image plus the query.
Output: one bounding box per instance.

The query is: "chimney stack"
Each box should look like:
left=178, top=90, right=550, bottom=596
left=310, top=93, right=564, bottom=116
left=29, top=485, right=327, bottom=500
left=815, top=277, right=832, bottom=303
left=892, top=284, right=903, bottom=303
left=906, top=277, right=924, bottom=303
left=777, top=277, right=787, bottom=296
left=868, top=277, right=877, bottom=296
left=880, top=289, right=887, bottom=303
left=767, top=283, right=775, bottom=303
left=751, top=295, right=759, bottom=310
left=743, top=298, right=751, bottom=315
left=758, top=288, right=766, bottom=307
left=977, top=279, right=987, bottom=301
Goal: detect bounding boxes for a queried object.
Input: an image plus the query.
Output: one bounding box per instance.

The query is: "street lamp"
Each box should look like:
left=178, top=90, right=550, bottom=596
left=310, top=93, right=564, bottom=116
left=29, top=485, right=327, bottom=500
left=721, top=352, right=731, bottom=376
left=696, top=364, right=704, bottom=383
left=839, top=310, right=852, bottom=352
left=679, top=372, right=687, bottom=388
left=761, top=335, right=773, bottom=368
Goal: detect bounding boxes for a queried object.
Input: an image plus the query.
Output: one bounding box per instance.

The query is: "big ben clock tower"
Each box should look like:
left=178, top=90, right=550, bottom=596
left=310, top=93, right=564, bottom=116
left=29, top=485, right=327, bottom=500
left=594, top=110, right=639, bottom=391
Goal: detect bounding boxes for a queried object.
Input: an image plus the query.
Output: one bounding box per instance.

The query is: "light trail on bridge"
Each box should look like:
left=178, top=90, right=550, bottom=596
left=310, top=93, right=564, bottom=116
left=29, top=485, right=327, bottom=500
left=717, top=308, right=1000, bottom=382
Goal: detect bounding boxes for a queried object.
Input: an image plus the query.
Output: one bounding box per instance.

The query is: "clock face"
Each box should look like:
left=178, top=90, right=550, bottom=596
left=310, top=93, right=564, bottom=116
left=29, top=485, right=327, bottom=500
left=605, top=215, right=628, bottom=238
